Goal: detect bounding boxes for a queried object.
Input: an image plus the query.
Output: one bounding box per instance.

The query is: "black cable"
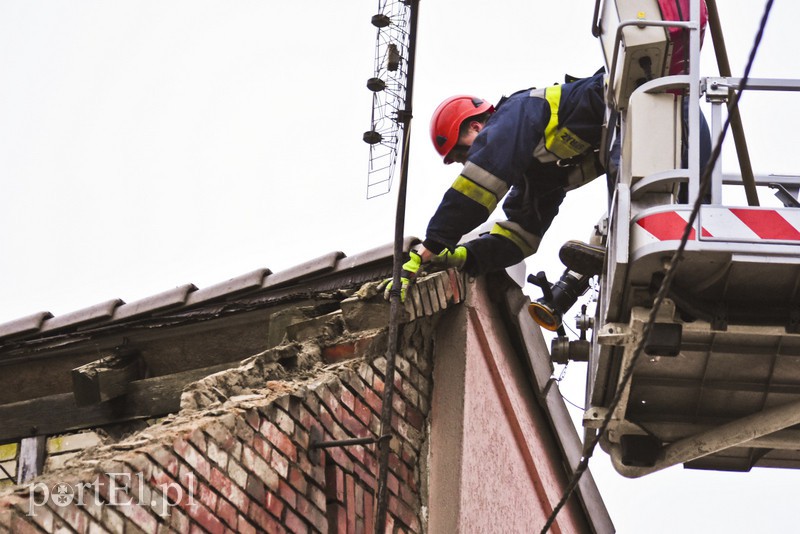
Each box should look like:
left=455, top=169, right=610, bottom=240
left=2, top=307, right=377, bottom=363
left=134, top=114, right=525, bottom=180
left=540, top=2, right=774, bottom=531
left=561, top=395, right=586, bottom=412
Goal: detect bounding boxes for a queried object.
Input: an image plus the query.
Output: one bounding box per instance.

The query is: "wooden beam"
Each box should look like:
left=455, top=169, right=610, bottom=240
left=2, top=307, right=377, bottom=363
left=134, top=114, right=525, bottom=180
left=0, top=361, right=240, bottom=443
left=17, top=436, right=46, bottom=484
left=72, top=349, right=145, bottom=406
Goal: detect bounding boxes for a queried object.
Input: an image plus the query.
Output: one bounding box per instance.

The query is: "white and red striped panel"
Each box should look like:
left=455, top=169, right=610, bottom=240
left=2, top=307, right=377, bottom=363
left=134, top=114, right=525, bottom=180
left=632, top=207, right=800, bottom=246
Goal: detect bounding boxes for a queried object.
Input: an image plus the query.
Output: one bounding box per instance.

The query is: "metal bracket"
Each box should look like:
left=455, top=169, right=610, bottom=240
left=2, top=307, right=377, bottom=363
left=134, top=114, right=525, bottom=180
left=583, top=406, right=610, bottom=429
left=308, top=425, right=391, bottom=465
left=768, top=183, right=800, bottom=208
left=596, top=323, right=630, bottom=346
left=703, top=76, right=730, bottom=102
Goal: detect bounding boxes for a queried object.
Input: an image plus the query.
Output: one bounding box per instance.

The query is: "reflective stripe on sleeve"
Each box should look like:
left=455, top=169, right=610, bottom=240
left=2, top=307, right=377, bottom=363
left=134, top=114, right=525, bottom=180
left=451, top=175, right=498, bottom=212
left=462, top=162, right=509, bottom=198
left=490, top=221, right=541, bottom=257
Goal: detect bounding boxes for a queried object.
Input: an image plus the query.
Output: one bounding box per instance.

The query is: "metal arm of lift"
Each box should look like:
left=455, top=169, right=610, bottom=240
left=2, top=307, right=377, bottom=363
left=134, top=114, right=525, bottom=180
left=605, top=397, right=800, bottom=478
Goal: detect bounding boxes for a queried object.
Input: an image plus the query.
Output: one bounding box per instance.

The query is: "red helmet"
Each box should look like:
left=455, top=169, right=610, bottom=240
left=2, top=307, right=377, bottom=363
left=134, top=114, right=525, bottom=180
left=430, top=95, right=494, bottom=164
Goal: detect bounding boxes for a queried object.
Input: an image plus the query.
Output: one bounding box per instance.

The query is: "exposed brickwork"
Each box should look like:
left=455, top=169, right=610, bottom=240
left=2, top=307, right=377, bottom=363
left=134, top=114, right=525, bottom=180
left=0, top=271, right=461, bottom=533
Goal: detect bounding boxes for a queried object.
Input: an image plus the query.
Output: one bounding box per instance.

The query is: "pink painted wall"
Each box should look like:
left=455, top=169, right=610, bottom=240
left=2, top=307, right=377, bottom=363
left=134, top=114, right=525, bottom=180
left=429, top=277, right=591, bottom=533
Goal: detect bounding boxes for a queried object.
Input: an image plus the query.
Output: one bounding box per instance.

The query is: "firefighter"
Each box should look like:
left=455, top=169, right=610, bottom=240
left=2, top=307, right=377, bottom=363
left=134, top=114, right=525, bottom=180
left=385, top=71, right=609, bottom=327
left=385, top=2, right=712, bottom=328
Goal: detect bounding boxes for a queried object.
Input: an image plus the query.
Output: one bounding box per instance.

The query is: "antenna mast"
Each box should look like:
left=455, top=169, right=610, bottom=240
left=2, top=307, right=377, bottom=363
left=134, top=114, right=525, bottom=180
left=363, top=0, right=416, bottom=198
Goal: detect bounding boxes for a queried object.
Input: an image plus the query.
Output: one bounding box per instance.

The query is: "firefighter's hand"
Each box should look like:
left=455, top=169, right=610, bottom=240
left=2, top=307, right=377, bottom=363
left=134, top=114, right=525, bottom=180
left=429, top=246, right=467, bottom=270
left=381, top=249, right=423, bottom=302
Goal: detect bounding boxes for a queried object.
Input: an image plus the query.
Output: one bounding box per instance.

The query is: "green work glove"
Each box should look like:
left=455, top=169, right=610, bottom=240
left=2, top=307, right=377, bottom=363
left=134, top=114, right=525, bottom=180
left=429, top=246, right=468, bottom=269
left=382, top=249, right=423, bottom=302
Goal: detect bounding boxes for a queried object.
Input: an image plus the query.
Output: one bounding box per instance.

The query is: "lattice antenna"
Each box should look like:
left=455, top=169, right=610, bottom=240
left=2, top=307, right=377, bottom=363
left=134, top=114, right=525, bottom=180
left=363, top=0, right=413, bottom=199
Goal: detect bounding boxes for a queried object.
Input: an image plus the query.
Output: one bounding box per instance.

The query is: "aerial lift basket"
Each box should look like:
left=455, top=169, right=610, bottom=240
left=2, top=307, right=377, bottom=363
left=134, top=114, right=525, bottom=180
left=584, top=0, right=800, bottom=476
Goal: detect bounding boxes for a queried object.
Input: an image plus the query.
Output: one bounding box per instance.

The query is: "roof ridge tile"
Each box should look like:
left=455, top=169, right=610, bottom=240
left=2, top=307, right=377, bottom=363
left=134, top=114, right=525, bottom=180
left=39, top=298, right=124, bottom=333
left=0, top=311, right=53, bottom=339
left=112, top=283, right=198, bottom=321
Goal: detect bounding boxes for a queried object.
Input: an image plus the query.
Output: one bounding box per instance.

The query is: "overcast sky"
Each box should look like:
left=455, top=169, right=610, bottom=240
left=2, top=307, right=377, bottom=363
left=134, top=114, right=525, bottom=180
left=2, top=1, right=800, bottom=532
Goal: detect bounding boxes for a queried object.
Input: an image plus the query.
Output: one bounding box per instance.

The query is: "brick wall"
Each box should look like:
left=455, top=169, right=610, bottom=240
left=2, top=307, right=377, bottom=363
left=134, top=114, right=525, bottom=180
left=0, top=272, right=459, bottom=534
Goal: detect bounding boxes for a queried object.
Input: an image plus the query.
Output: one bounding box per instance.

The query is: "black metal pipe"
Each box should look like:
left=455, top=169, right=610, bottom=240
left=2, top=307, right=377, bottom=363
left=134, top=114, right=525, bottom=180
left=310, top=435, right=389, bottom=450
left=591, top=0, right=602, bottom=37
left=706, top=0, right=759, bottom=206
left=374, top=1, right=420, bottom=533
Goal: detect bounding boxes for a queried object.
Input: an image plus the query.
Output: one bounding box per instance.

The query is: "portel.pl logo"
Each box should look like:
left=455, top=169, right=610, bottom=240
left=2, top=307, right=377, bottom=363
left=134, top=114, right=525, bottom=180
left=27, top=472, right=196, bottom=517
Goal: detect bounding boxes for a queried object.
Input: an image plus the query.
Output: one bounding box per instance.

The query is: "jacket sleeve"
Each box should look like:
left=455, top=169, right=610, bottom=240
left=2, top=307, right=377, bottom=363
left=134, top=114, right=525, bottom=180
left=423, top=93, right=550, bottom=255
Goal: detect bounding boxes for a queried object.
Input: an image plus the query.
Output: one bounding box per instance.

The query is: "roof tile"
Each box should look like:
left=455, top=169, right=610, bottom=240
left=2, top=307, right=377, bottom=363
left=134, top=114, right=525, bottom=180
left=185, top=268, right=271, bottom=307
left=262, top=251, right=345, bottom=289
left=0, top=311, right=53, bottom=338
left=112, top=284, right=198, bottom=321
left=39, top=299, right=124, bottom=333
left=333, top=237, right=419, bottom=272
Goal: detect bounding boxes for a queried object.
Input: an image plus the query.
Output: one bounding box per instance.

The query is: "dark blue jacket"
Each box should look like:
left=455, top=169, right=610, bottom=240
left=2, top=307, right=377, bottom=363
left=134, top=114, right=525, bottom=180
left=424, top=73, right=607, bottom=275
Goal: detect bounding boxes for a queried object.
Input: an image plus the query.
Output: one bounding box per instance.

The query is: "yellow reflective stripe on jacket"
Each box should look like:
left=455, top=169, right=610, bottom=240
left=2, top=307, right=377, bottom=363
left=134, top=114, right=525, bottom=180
left=541, top=86, right=561, bottom=156
left=490, top=221, right=541, bottom=257
left=462, top=162, right=509, bottom=198
left=452, top=175, right=498, bottom=212
left=537, top=85, right=592, bottom=161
